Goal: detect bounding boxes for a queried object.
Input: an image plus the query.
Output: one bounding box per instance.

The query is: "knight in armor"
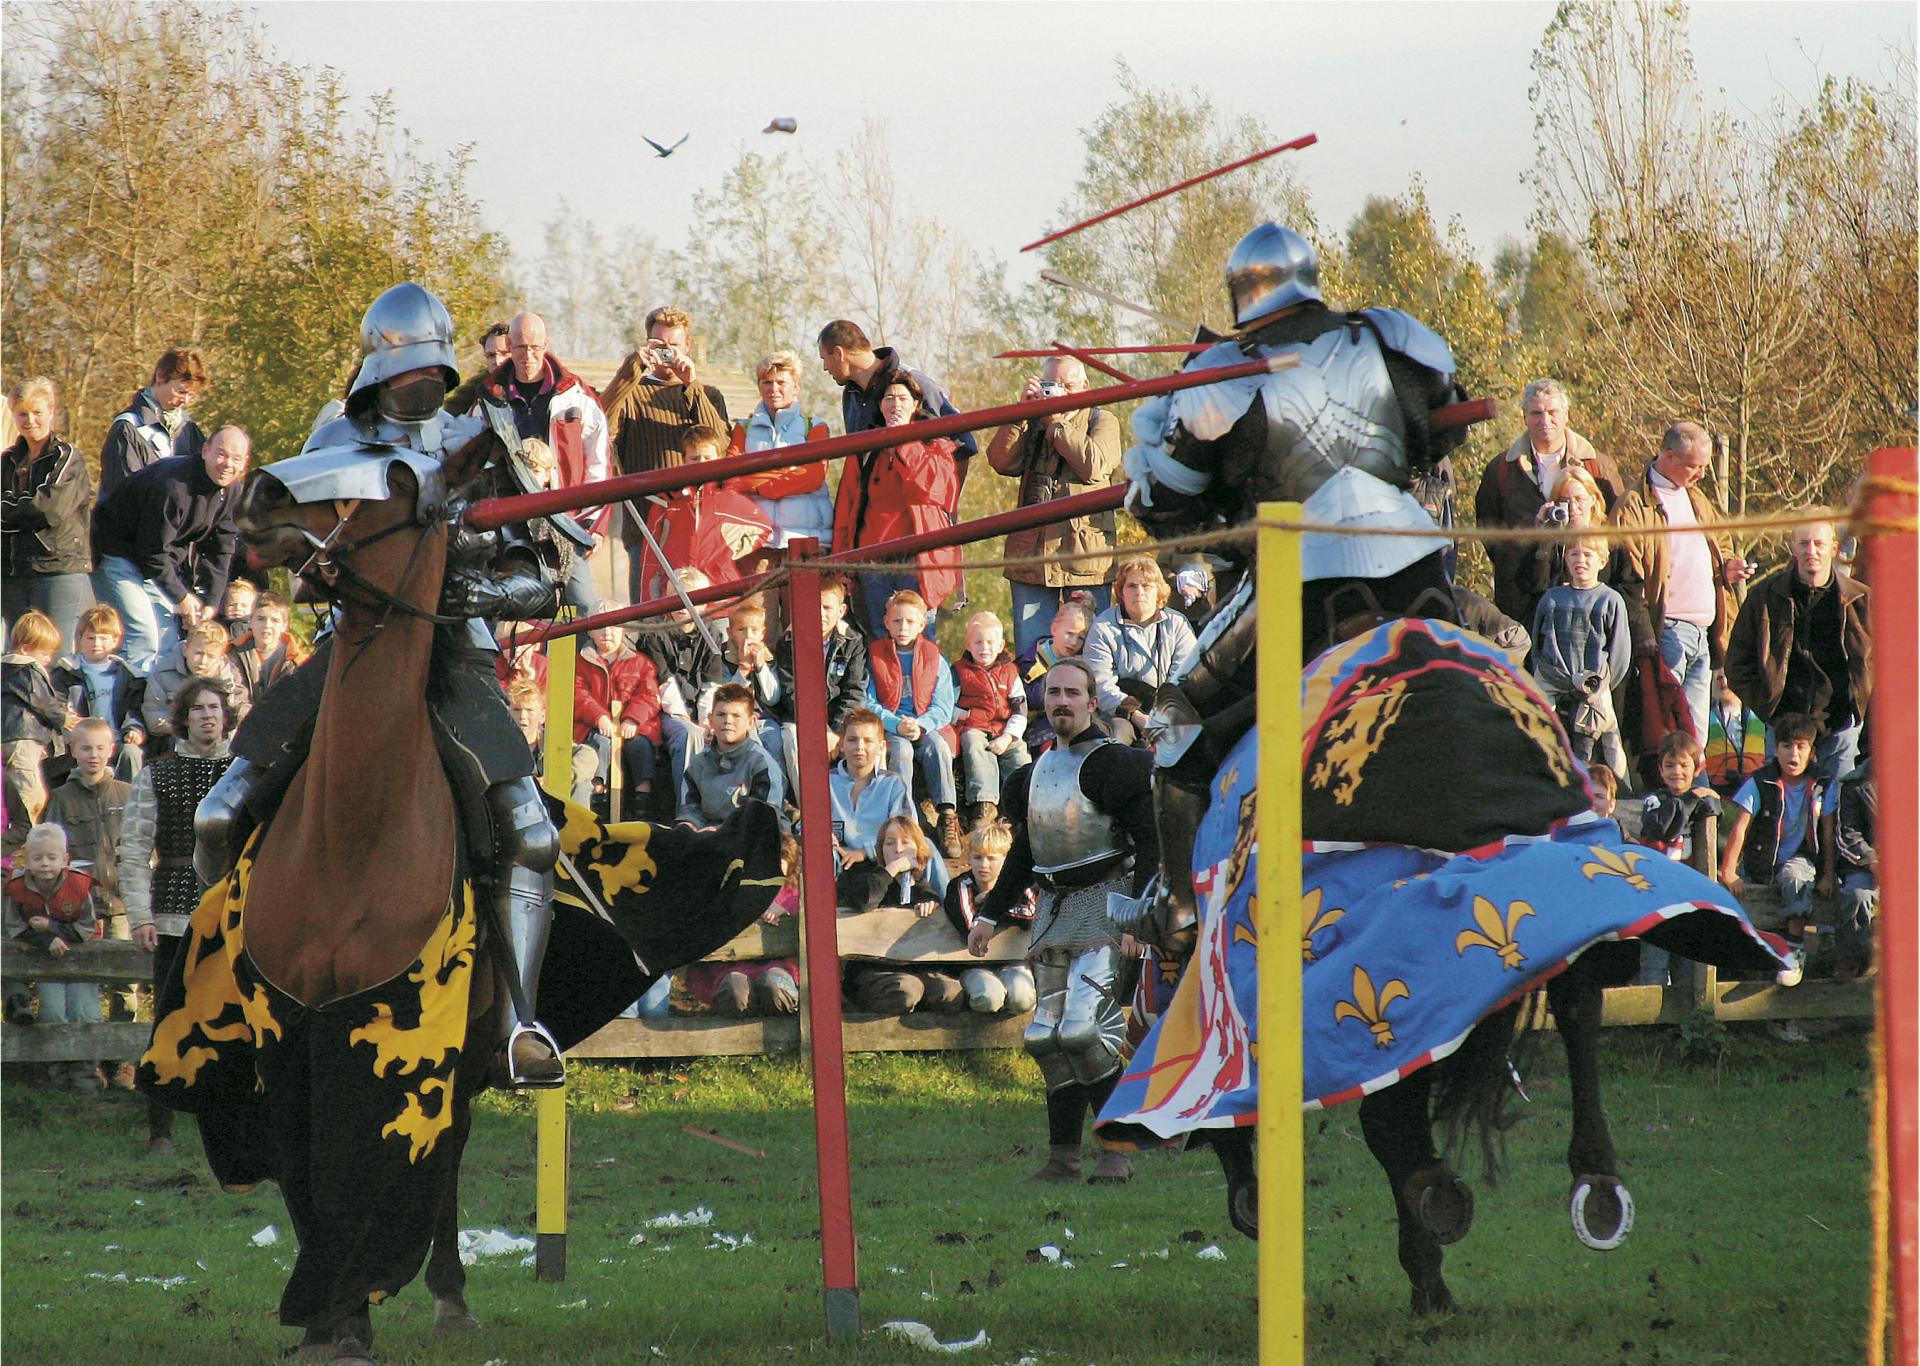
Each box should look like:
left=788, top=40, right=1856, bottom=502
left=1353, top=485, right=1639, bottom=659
left=965, top=658, right=1157, bottom=1185
left=194, top=283, right=582, bottom=1088
left=1120, top=222, right=1468, bottom=934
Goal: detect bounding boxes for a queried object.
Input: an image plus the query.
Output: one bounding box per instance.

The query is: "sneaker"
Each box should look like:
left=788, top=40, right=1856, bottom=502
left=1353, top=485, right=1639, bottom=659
left=1775, top=949, right=1806, bottom=988
left=1767, top=1020, right=1810, bottom=1044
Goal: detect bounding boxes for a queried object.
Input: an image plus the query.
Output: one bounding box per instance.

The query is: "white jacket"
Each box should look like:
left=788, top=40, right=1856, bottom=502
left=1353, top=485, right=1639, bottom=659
left=1081, top=605, right=1199, bottom=714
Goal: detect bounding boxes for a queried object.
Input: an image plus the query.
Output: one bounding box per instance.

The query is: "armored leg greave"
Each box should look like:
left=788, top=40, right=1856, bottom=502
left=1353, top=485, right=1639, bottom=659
left=1023, top=945, right=1126, bottom=1092
left=485, top=775, right=564, bottom=1087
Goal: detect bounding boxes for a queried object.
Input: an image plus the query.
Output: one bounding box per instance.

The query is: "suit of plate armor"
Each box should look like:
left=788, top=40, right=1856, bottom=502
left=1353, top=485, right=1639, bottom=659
left=1016, top=734, right=1141, bottom=1093
left=194, top=283, right=577, bottom=1086
left=1120, top=223, right=1467, bottom=931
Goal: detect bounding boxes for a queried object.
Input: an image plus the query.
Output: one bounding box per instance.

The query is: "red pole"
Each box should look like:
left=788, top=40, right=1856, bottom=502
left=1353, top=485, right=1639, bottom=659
left=784, top=539, right=861, bottom=1341
left=1866, top=448, right=1918, bottom=1366
left=1047, top=339, right=1134, bottom=384
left=1018, top=132, right=1319, bottom=253
left=465, top=353, right=1293, bottom=531
left=995, top=344, right=1212, bottom=358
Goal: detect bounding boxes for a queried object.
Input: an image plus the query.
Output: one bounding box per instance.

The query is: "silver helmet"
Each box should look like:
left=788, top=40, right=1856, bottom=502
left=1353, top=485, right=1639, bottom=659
left=346, top=283, right=460, bottom=410
left=1226, top=222, right=1321, bottom=327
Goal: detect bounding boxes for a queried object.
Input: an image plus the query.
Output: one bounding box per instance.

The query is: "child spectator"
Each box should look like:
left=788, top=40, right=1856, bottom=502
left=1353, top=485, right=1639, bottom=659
left=771, top=571, right=869, bottom=784
left=44, top=716, right=136, bottom=1086
left=682, top=832, right=801, bottom=1017
left=1829, top=754, right=1876, bottom=979
left=229, top=590, right=302, bottom=702
left=4, top=823, right=103, bottom=1088
left=642, top=566, right=725, bottom=810
left=218, top=577, right=257, bottom=642
left=1705, top=669, right=1768, bottom=798
left=3, top=610, right=76, bottom=827
left=677, top=682, right=783, bottom=828
left=719, top=599, right=785, bottom=769
left=1019, top=592, right=1095, bottom=753
left=943, top=820, right=1037, bottom=1016
left=51, top=604, right=145, bottom=781
left=573, top=624, right=661, bottom=814
left=839, top=814, right=964, bottom=1014
left=143, top=620, right=247, bottom=743
left=1530, top=534, right=1631, bottom=774
left=1082, top=557, right=1198, bottom=745
left=1721, top=712, right=1834, bottom=948
left=953, top=611, right=1030, bottom=829
left=1638, top=730, right=1720, bottom=862
left=1587, top=763, right=1617, bottom=820
left=865, top=589, right=960, bottom=857
left=506, top=678, right=595, bottom=807
left=829, top=709, right=915, bottom=871
left=633, top=426, right=772, bottom=602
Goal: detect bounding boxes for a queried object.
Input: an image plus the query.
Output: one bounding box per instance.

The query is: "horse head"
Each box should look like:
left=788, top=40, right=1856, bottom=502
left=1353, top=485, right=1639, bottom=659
left=234, top=428, right=497, bottom=618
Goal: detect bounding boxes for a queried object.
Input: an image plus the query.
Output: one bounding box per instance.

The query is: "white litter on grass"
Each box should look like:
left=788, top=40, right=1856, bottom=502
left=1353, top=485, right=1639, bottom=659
left=1110, top=1262, right=1129, bottom=1269
left=132, top=1199, right=145, bottom=1207
left=1154, top=1247, right=1171, bottom=1259
left=704, top=1232, right=755, bottom=1252
left=1036, top=1244, right=1062, bottom=1263
left=887, top=1265, right=907, bottom=1275
left=1196, top=1245, right=1227, bottom=1261
left=642, top=1205, right=714, bottom=1230
left=138, top=1275, right=190, bottom=1289
left=87, top=1272, right=131, bottom=1284
left=194, top=1260, right=209, bottom=1271
left=1061, top=1226, right=1075, bottom=1241
left=558, top=1298, right=590, bottom=1309
left=105, top=1244, right=122, bottom=1252
left=456, top=1228, right=536, bottom=1266
left=880, top=1320, right=990, bottom=1353
left=520, top=1253, right=537, bottom=1268
left=250, top=1224, right=280, bottom=1247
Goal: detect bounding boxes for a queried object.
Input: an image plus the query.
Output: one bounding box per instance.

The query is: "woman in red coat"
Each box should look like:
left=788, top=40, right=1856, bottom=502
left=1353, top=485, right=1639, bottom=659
left=831, top=375, right=961, bottom=635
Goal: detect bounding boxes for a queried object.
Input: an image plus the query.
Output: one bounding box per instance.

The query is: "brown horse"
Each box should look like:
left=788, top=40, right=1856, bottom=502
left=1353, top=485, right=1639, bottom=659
left=225, top=439, right=495, bottom=1361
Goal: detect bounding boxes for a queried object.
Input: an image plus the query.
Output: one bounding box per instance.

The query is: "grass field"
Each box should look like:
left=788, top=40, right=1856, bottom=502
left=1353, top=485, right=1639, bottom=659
left=0, top=1025, right=1875, bottom=1365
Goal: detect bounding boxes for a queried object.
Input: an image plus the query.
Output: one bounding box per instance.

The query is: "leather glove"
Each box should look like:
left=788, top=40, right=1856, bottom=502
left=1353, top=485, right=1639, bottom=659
left=440, top=566, right=557, bottom=621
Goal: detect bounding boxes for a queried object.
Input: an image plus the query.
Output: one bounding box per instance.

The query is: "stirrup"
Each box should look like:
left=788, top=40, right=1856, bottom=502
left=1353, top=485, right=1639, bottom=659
left=503, top=1021, right=566, bottom=1089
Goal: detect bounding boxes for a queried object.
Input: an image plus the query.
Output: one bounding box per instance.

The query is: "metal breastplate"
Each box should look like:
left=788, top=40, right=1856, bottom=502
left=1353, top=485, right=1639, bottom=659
left=1249, top=326, right=1408, bottom=503
left=1028, top=739, right=1126, bottom=876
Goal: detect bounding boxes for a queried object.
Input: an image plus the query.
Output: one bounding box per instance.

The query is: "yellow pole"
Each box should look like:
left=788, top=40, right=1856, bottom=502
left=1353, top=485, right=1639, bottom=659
left=536, top=618, right=577, bottom=1281
left=1255, top=502, right=1306, bottom=1363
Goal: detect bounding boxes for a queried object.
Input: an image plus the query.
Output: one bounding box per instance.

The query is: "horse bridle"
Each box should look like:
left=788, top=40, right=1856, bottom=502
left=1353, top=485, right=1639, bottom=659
left=296, top=497, right=465, bottom=631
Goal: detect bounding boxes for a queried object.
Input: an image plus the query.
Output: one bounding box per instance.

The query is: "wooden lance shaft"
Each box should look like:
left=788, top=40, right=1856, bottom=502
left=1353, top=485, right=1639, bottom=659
left=465, top=352, right=1297, bottom=532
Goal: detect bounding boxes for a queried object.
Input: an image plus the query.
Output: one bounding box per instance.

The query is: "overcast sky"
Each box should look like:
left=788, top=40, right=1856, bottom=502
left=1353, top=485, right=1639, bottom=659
left=251, top=1, right=1912, bottom=285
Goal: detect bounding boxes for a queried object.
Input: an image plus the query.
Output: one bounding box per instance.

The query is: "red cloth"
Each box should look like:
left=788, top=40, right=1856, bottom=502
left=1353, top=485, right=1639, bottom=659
left=573, top=647, right=663, bottom=744
left=868, top=637, right=958, bottom=752
left=634, top=486, right=773, bottom=602
left=1635, top=654, right=1696, bottom=748
left=830, top=434, right=961, bottom=608
left=953, top=651, right=1020, bottom=737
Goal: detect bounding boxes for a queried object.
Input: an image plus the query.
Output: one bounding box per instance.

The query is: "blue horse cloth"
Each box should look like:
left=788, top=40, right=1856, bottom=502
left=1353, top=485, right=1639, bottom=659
left=1096, top=620, right=1793, bottom=1145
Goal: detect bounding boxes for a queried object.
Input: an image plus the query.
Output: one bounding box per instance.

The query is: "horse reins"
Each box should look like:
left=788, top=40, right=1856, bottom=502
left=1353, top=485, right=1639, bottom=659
left=299, top=498, right=467, bottom=673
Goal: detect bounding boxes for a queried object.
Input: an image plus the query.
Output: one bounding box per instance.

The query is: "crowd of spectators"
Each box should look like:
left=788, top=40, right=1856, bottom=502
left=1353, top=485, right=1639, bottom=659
left=0, top=316, right=1885, bottom=1079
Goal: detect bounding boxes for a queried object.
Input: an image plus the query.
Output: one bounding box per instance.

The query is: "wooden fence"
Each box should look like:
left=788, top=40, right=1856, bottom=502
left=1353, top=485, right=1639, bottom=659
left=0, top=896, right=1872, bottom=1066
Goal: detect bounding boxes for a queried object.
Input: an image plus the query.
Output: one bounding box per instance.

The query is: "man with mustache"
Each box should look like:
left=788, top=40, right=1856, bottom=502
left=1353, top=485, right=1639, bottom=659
left=965, top=658, right=1156, bottom=1185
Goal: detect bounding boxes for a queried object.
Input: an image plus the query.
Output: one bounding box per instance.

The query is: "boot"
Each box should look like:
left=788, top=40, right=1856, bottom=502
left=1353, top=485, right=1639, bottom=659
left=493, top=865, right=564, bottom=1089
left=936, top=805, right=964, bottom=862
left=1026, top=1145, right=1082, bottom=1183
left=970, top=801, right=999, bottom=831
left=1150, top=770, right=1209, bottom=930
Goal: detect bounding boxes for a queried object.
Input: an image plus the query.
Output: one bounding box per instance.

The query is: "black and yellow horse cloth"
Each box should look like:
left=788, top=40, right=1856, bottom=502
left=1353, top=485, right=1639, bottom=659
left=139, top=796, right=783, bottom=1327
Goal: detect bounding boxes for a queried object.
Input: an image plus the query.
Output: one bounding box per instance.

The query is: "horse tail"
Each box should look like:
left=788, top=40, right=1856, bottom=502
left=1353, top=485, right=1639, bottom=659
left=1431, top=996, right=1533, bottom=1183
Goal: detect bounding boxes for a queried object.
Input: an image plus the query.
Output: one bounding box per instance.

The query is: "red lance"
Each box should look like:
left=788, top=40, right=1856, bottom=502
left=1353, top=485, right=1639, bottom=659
left=466, top=352, right=1298, bottom=532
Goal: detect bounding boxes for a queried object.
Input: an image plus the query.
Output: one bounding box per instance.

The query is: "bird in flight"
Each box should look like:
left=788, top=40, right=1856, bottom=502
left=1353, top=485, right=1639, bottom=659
left=763, top=117, right=797, bottom=135
left=643, top=133, right=690, bottom=158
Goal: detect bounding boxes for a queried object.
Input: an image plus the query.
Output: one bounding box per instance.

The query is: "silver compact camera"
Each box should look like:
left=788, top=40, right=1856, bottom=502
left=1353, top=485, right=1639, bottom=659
left=1544, top=501, right=1571, bottom=526
left=645, top=341, right=677, bottom=366
left=1037, top=380, right=1066, bottom=398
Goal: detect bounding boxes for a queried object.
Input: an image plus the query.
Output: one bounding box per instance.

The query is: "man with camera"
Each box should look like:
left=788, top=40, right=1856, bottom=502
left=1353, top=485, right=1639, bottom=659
left=1473, top=378, right=1626, bottom=625
left=984, top=356, right=1123, bottom=656
left=603, top=305, right=732, bottom=601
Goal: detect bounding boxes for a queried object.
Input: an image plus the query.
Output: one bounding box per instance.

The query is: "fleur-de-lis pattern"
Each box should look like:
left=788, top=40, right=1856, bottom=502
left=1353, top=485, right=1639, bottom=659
left=1581, top=845, right=1652, bottom=892
left=1332, top=965, right=1411, bottom=1048
left=1454, top=896, right=1535, bottom=970
left=1301, top=887, right=1346, bottom=963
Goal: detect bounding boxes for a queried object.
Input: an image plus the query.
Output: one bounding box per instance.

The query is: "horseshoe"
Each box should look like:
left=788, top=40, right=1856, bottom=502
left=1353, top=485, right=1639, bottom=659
left=1570, top=1175, right=1636, bottom=1251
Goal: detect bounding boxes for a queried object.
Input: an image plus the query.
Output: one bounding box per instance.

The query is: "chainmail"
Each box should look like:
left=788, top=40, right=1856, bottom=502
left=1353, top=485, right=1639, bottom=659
left=1030, top=872, right=1128, bottom=953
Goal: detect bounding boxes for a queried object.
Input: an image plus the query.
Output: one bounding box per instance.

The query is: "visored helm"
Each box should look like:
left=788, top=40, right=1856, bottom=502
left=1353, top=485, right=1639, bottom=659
left=346, top=283, right=460, bottom=415
left=1226, top=222, right=1322, bottom=327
